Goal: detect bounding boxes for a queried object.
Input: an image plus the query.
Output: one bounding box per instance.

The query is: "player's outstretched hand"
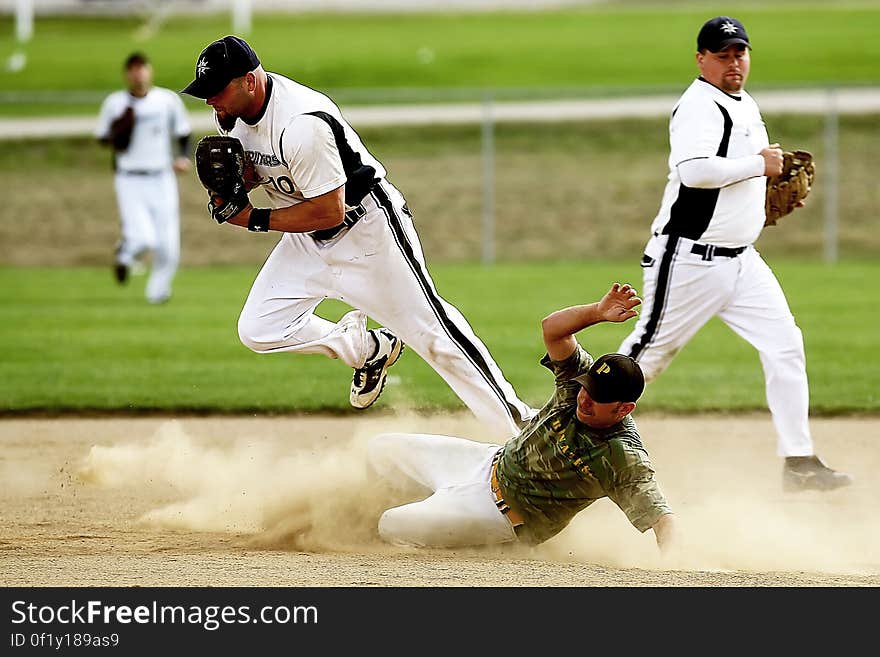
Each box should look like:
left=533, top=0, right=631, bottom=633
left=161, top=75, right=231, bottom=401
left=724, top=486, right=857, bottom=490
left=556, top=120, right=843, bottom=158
left=597, top=282, right=641, bottom=323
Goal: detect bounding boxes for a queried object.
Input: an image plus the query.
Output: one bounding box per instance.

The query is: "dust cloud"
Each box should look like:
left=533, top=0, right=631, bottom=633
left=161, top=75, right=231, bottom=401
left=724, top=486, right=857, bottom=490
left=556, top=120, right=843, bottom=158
left=78, top=419, right=398, bottom=552
left=77, top=417, right=880, bottom=575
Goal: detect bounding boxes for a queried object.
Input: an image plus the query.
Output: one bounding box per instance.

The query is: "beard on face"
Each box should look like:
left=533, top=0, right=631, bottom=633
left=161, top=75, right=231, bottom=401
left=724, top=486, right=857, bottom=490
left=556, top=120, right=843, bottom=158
left=217, top=111, right=237, bottom=132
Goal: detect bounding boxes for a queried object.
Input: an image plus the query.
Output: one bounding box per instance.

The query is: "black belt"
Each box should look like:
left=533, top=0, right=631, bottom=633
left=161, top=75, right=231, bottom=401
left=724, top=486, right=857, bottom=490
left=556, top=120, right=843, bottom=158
left=311, top=203, right=367, bottom=241
left=118, top=169, right=163, bottom=176
left=690, top=243, right=746, bottom=261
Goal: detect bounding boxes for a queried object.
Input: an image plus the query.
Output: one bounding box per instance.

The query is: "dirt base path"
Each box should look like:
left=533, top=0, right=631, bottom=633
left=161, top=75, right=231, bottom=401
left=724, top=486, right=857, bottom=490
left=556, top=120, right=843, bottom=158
left=2, top=413, right=878, bottom=587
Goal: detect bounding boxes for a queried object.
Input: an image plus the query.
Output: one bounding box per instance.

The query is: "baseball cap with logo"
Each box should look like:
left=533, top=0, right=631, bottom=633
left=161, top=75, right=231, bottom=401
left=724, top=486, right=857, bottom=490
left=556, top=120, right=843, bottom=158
left=697, top=16, right=751, bottom=53
left=181, top=35, right=260, bottom=99
left=573, top=354, right=645, bottom=404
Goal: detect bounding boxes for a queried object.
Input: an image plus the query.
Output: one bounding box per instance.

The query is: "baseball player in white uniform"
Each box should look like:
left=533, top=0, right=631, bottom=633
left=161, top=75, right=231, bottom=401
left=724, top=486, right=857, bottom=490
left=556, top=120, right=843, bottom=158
left=617, top=17, right=852, bottom=491
left=181, top=36, right=534, bottom=438
left=95, top=52, right=192, bottom=305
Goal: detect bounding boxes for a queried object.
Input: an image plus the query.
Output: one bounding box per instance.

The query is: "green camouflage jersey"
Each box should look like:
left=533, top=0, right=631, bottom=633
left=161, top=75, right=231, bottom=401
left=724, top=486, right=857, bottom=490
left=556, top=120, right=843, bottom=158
left=497, top=345, right=671, bottom=545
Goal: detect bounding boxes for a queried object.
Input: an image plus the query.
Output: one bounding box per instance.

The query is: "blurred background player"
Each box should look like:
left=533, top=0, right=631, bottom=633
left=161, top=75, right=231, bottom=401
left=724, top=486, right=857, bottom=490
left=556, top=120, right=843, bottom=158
left=95, top=52, right=192, bottom=304
left=616, top=17, right=852, bottom=492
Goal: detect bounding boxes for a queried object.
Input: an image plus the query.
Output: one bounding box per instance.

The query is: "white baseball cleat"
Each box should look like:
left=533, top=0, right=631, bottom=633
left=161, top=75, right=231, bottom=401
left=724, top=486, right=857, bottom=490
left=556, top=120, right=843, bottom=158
left=350, top=328, right=404, bottom=409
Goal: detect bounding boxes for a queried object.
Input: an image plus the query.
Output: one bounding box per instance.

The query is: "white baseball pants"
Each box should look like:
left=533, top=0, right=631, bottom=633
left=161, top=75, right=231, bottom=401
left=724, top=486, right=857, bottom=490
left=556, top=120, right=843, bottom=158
left=113, top=170, right=180, bottom=303
left=367, top=432, right=517, bottom=548
left=618, top=233, right=813, bottom=457
left=237, top=181, right=534, bottom=438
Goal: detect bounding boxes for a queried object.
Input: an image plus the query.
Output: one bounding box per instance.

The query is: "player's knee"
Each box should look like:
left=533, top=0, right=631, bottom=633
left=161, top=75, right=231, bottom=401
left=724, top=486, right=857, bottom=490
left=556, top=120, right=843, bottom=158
left=237, top=314, right=272, bottom=353
left=377, top=507, right=424, bottom=547
left=766, top=325, right=806, bottom=363
left=425, top=337, right=481, bottom=377
left=632, top=357, right=661, bottom=383
left=779, top=342, right=806, bottom=361
left=767, top=342, right=806, bottom=370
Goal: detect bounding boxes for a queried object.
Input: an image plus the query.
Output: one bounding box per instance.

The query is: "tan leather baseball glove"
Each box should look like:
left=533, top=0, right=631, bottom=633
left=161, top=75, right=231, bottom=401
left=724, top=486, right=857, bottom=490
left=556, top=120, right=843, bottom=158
left=764, top=150, right=816, bottom=227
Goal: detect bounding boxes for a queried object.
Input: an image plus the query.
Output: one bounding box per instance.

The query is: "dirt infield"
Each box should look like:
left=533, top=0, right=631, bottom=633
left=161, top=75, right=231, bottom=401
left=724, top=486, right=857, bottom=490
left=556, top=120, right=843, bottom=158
left=2, top=413, right=878, bottom=587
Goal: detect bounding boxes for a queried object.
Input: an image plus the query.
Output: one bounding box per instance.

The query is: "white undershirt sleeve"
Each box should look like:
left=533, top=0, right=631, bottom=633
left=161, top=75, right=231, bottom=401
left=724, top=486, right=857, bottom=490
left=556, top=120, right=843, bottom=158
left=669, top=91, right=766, bottom=189
left=677, top=154, right=765, bottom=189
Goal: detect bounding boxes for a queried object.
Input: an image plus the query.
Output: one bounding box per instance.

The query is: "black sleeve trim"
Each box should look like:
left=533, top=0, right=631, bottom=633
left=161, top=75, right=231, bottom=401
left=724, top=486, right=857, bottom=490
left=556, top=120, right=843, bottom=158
left=303, top=110, right=379, bottom=207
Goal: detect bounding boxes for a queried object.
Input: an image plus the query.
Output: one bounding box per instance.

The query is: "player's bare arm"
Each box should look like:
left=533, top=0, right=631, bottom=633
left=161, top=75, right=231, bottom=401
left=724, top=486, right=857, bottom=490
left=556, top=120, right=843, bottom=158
left=224, top=186, right=346, bottom=233
left=542, top=283, right=641, bottom=361
left=652, top=513, right=677, bottom=554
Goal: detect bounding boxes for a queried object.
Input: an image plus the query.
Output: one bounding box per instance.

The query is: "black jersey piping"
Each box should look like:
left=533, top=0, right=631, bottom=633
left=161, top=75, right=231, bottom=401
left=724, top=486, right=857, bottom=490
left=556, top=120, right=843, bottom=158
left=662, top=102, right=733, bottom=240
left=628, top=236, right=681, bottom=362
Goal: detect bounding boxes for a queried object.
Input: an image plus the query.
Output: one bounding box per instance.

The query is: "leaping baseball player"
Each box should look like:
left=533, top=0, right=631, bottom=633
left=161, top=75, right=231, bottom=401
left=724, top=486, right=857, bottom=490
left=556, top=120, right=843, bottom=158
left=181, top=36, right=534, bottom=437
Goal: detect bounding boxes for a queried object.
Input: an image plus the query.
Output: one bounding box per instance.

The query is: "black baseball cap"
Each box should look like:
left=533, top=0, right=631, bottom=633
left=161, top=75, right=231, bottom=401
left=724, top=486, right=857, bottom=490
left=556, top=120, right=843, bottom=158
left=697, top=16, right=751, bottom=53
left=181, top=35, right=260, bottom=99
left=573, top=354, right=645, bottom=404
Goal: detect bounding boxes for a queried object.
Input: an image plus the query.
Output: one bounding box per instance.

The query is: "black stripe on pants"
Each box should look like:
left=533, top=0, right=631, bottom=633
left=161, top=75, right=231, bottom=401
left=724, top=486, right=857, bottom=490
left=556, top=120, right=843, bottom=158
left=628, top=236, right=680, bottom=361
left=371, top=184, right=526, bottom=428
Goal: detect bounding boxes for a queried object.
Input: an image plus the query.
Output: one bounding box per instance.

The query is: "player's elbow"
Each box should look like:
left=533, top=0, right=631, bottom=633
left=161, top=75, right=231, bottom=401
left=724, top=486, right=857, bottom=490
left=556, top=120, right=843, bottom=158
left=316, top=204, right=345, bottom=229
left=540, top=313, right=568, bottom=344
left=677, top=169, right=716, bottom=188
left=306, top=187, right=346, bottom=229
left=540, top=314, right=556, bottom=336
left=676, top=159, right=719, bottom=188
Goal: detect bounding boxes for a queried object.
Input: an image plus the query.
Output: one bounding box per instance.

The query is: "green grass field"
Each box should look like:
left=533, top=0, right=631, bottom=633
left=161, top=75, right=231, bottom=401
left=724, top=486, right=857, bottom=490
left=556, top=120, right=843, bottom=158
left=1, top=261, right=876, bottom=415
left=1, top=5, right=876, bottom=417
left=1, top=5, right=878, bottom=116
left=4, top=116, right=879, bottom=266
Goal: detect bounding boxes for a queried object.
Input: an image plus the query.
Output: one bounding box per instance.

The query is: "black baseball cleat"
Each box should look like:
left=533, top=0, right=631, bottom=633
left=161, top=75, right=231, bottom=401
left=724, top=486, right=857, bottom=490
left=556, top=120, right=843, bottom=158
left=114, top=263, right=129, bottom=284
left=783, top=455, right=853, bottom=492
left=350, top=328, right=404, bottom=409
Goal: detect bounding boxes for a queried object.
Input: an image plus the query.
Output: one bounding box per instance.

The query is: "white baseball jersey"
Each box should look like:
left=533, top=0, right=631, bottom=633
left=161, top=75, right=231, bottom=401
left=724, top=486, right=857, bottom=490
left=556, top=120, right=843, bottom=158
left=95, top=87, right=191, bottom=304
left=619, top=77, right=816, bottom=458
left=219, top=73, right=386, bottom=212
left=95, top=87, right=191, bottom=172
left=228, top=72, right=534, bottom=437
left=651, top=77, right=768, bottom=248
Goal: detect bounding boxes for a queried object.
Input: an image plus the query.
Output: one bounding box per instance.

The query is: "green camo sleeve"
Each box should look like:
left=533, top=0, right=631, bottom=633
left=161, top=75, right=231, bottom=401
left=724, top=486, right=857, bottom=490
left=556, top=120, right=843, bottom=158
left=605, top=444, right=673, bottom=533
left=539, top=345, right=594, bottom=407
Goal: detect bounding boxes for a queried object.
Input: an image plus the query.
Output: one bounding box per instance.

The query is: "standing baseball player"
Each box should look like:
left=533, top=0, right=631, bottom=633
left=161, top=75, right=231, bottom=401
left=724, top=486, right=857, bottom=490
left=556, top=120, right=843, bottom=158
left=95, top=52, right=192, bottom=304
left=368, top=283, right=675, bottom=551
left=617, top=17, right=851, bottom=491
left=181, top=36, right=534, bottom=437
